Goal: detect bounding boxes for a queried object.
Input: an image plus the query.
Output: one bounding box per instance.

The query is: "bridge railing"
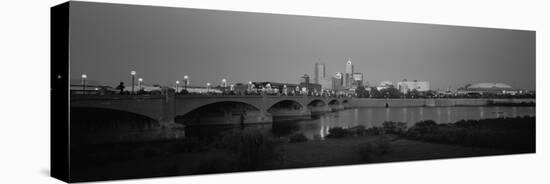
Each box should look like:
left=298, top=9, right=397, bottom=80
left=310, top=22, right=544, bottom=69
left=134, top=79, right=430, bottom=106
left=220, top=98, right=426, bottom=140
left=70, top=94, right=164, bottom=101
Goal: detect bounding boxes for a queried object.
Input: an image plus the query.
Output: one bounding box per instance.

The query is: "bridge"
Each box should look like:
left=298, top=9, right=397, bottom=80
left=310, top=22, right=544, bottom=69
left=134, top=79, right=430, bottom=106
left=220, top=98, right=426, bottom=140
left=71, top=90, right=351, bottom=127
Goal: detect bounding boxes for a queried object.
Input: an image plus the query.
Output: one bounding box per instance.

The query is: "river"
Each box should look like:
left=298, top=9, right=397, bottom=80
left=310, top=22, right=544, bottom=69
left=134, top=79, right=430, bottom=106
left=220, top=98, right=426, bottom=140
left=185, top=106, right=535, bottom=140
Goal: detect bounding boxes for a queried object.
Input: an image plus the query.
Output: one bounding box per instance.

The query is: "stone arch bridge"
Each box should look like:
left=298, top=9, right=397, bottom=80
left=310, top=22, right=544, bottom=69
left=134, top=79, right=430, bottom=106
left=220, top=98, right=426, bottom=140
left=71, top=92, right=351, bottom=126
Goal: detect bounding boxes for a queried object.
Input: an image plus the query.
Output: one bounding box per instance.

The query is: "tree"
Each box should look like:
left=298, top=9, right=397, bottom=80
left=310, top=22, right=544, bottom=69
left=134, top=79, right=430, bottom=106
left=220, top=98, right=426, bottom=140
left=380, top=87, right=402, bottom=98
left=370, top=87, right=381, bottom=98
left=355, top=86, right=369, bottom=98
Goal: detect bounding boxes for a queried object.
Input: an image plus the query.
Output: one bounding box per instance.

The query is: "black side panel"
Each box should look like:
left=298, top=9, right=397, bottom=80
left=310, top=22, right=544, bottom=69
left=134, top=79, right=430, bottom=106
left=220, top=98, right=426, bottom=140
left=51, top=1, right=71, bottom=183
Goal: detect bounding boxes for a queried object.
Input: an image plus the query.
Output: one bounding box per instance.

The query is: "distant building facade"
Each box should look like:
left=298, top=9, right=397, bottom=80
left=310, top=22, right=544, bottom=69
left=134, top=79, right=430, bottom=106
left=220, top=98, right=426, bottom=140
left=351, top=72, right=364, bottom=89
left=332, top=72, right=344, bottom=91
left=377, top=80, right=394, bottom=91
left=397, top=80, right=430, bottom=93
left=314, top=62, right=326, bottom=84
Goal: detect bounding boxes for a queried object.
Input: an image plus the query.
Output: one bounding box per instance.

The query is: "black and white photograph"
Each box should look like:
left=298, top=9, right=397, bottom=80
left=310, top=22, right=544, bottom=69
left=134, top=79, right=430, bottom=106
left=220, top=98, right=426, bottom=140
left=2, top=0, right=550, bottom=184
left=49, top=1, right=539, bottom=182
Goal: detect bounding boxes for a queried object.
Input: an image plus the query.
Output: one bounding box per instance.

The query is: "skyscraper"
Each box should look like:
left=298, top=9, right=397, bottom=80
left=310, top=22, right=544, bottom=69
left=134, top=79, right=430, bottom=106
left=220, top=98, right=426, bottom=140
left=346, top=58, right=354, bottom=74
left=314, top=62, right=326, bottom=84
left=344, top=58, right=354, bottom=88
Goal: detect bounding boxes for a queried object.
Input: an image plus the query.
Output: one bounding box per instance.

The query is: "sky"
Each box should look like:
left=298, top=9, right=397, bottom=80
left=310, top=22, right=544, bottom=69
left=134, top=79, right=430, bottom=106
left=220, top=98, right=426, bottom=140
left=68, top=1, right=536, bottom=90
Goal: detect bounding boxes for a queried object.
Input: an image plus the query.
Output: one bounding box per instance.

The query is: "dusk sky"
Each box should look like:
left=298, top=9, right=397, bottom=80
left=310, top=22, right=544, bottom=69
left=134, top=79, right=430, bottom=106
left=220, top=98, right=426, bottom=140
left=69, top=1, right=535, bottom=90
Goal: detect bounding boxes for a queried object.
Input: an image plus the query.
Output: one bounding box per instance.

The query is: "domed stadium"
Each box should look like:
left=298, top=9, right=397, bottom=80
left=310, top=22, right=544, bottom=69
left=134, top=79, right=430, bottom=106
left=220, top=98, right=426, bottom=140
left=468, top=83, right=512, bottom=89
left=460, top=82, right=515, bottom=95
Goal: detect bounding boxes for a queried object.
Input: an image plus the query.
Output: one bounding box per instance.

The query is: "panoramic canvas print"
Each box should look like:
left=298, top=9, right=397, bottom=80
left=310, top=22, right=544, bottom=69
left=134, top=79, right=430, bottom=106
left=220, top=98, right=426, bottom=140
left=51, top=1, right=535, bottom=182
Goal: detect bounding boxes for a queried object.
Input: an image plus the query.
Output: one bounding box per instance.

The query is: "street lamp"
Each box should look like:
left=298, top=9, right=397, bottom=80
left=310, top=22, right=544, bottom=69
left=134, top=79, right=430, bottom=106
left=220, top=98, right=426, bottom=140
left=138, top=78, right=143, bottom=92
left=206, top=82, right=211, bottom=93
left=81, top=74, right=87, bottom=95
left=222, top=78, right=227, bottom=92
left=176, top=80, right=180, bottom=94
left=130, top=70, right=136, bottom=95
left=183, top=75, right=188, bottom=90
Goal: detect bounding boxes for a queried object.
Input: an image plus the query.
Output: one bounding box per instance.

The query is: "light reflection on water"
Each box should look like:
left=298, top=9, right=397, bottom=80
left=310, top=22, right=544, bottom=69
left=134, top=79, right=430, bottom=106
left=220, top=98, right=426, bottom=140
left=186, top=106, right=535, bottom=140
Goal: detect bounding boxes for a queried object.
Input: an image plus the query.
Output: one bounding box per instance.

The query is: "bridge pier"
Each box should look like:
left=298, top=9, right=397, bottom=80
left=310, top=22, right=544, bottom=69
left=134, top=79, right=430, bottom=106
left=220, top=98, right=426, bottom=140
left=269, top=109, right=312, bottom=121
left=310, top=106, right=332, bottom=115
left=329, top=104, right=345, bottom=111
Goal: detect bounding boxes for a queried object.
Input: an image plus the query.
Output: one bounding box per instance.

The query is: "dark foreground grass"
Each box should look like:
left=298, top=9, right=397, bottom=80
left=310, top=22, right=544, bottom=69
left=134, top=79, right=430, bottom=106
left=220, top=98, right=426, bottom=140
left=70, top=116, right=534, bottom=182
left=326, top=116, right=535, bottom=153
left=406, top=117, right=535, bottom=152
left=70, top=128, right=283, bottom=182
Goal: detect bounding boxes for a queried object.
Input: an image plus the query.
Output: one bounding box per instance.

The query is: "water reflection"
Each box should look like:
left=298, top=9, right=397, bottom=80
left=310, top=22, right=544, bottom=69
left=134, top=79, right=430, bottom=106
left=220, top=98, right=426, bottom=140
left=185, top=106, right=535, bottom=140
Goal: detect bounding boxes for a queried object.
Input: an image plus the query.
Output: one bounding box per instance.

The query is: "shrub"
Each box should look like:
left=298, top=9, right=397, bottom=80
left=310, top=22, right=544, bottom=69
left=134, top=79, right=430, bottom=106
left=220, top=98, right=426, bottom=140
left=288, top=133, right=308, bottom=143
left=405, top=117, right=535, bottom=152
left=407, top=120, right=438, bottom=138
left=364, top=126, right=384, bottom=136
left=382, top=121, right=408, bottom=135
left=326, top=127, right=350, bottom=138
left=348, top=125, right=367, bottom=136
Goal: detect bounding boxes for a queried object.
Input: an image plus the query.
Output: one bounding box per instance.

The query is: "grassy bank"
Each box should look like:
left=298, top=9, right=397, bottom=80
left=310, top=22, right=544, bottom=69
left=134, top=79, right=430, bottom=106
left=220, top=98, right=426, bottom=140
left=70, top=116, right=535, bottom=182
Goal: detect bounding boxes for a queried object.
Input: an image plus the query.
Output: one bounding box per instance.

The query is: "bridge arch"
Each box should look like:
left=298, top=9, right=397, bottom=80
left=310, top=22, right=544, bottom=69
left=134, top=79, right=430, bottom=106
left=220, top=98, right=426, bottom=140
left=267, top=99, right=304, bottom=113
left=307, top=99, right=327, bottom=107
left=175, top=101, right=261, bottom=126
left=328, top=99, right=340, bottom=105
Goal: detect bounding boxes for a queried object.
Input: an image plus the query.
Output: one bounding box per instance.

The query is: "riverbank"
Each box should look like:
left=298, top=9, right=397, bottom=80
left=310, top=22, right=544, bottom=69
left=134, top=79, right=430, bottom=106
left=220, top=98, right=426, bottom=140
left=350, top=98, right=535, bottom=108
left=70, top=134, right=519, bottom=182
left=69, top=116, right=534, bottom=182
left=278, top=136, right=518, bottom=168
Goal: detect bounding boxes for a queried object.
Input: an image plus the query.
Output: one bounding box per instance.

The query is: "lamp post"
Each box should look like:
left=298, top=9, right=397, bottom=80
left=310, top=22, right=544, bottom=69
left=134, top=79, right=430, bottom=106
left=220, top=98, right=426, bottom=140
left=206, top=82, right=211, bottom=93
left=176, top=80, right=180, bottom=94
left=222, top=78, right=227, bottom=93
left=81, top=74, right=87, bottom=95
left=138, top=78, right=143, bottom=93
left=130, top=70, right=136, bottom=95
left=183, top=75, right=188, bottom=91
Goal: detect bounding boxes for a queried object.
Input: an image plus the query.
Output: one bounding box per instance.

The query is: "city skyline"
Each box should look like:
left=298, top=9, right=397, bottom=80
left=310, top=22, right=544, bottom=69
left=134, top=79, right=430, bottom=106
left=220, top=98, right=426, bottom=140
left=69, top=2, right=535, bottom=90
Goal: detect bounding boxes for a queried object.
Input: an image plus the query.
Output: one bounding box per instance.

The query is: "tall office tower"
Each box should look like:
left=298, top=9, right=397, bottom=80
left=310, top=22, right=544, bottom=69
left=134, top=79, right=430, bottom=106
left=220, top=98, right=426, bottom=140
left=314, top=62, right=326, bottom=84
left=344, top=58, right=354, bottom=88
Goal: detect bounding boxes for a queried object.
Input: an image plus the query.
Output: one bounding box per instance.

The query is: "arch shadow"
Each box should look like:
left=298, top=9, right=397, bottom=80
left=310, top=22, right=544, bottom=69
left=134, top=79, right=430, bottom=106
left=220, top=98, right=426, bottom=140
left=175, top=101, right=261, bottom=126
left=268, top=100, right=304, bottom=113
left=307, top=99, right=327, bottom=107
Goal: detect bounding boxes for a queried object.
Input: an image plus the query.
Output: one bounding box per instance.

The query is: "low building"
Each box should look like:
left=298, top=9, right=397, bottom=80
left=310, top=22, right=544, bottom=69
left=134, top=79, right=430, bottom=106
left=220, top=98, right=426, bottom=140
left=377, top=80, right=394, bottom=91
left=397, top=80, right=430, bottom=94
